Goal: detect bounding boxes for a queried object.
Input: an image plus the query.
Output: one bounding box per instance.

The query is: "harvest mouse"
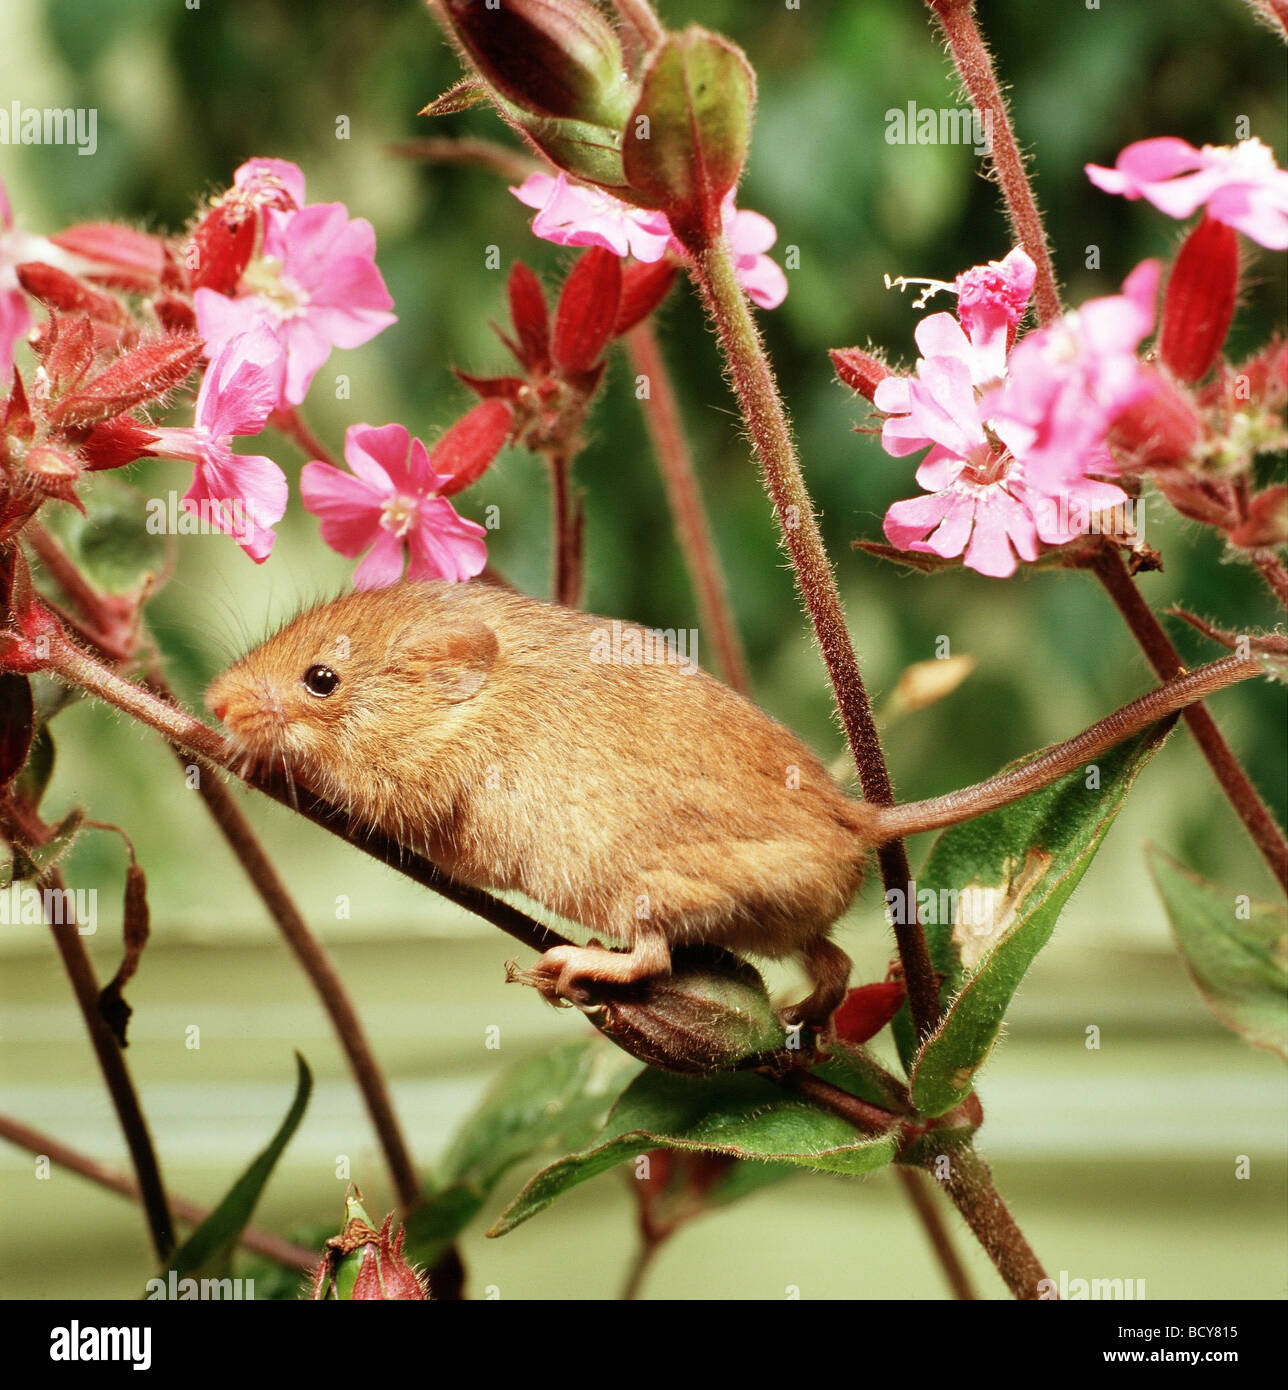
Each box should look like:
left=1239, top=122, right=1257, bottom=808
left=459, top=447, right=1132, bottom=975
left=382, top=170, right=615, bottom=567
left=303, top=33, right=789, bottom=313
left=206, top=579, right=870, bottom=1024
left=205, top=579, right=1261, bottom=1026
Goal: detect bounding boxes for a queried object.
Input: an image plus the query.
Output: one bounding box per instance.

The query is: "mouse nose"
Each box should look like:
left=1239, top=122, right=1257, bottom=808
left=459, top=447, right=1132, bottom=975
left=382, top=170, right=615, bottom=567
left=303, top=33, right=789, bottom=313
left=209, top=696, right=228, bottom=723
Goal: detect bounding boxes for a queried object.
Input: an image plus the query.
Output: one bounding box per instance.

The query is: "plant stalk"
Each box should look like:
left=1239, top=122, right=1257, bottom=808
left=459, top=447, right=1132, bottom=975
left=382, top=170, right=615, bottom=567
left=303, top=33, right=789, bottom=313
left=626, top=322, right=751, bottom=693
left=1088, top=546, right=1287, bottom=891
left=687, top=233, right=940, bottom=1040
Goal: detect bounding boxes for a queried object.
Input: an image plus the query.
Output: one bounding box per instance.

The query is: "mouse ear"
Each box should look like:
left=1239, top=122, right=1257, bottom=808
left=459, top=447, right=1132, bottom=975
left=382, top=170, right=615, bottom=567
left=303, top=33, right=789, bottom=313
left=392, top=619, right=498, bottom=702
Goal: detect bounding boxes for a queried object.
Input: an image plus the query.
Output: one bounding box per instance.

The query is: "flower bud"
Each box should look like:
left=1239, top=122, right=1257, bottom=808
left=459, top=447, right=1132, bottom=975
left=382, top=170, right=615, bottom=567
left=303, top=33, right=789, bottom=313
left=1229, top=486, right=1288, bottom=549
left=575, top=947, right=789, bottom=1074
left=621, top=27, right=755, bottom=248
left=829, top=347, right=891, bottom=402
left=438, top=0, right=633, bottom=129
left=310, top=1187, right=428, bottom=1300
left=1159, top=214, right=1238, bottom=384
left=1110, top=369, right=1202, bottom=470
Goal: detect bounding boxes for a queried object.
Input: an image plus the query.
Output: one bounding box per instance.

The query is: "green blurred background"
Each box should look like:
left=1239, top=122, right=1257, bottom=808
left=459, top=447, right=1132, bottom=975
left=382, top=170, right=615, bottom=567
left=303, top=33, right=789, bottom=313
left=1, top=0, right=1285, bottom=1299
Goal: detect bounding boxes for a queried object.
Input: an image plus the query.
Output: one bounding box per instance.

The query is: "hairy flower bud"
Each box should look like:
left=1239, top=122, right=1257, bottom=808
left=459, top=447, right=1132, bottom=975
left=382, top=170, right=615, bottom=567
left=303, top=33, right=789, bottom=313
left=310, top=1187, right=428, bottom=1300
left=1158, top=214, right=1238, bottom=384
left=438, top=0, right=633, bottom=128
left=508, top=946, right=791, bottom=1074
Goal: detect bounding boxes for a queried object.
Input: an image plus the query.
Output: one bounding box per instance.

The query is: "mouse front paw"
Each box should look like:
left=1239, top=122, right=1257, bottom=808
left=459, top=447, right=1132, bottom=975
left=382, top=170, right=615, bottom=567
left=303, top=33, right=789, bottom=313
left=504, top=949, right=593, bottom=1007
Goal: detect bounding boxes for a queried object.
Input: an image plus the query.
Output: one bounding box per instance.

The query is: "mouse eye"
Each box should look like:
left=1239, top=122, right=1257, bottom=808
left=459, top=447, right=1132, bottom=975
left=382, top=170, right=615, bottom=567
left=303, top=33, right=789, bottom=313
left=302, top=664, right=340, bottom=697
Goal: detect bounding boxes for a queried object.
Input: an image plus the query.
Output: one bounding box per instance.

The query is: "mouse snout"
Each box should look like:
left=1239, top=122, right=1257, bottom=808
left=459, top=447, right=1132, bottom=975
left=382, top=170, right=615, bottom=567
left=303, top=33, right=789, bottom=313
left=205, top=674, right=283, bottom=743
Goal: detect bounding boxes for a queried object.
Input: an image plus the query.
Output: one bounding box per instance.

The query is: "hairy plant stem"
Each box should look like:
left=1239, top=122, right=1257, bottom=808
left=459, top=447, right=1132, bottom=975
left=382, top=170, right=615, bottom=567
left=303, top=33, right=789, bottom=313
left=1087, top=546, right=1288, bottom=891
left=1253, top=551, right=1288, bottom=609
left=687, top=234, right=940, bottom=1040
left=939, top=1144, right=1049, bottom=1299
left=0, top=1114, right=317, bottom=1273
left=547, top=447, right=583, bottom=607
left=390, top=136, right=539, bottom=183
left=927, top=0, right=1062, bottom=325
left=626, top=322, right=751, bottom=693
left=0, top=803, right=174, bottom=1265
left=271, top=405, right=339, bottom=468
left=621, top=1230, right=665, bottom=1300
left=896, top=1166, right=978, bottom=1300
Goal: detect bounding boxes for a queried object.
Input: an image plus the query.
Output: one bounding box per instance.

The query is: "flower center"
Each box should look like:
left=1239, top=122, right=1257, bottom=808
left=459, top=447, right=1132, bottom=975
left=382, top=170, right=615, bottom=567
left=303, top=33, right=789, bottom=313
left=380, top=493, right=423, bottom=537
left=239, top=255, right=308, bottom=318
left=962, top=441, right=1013, bottom=488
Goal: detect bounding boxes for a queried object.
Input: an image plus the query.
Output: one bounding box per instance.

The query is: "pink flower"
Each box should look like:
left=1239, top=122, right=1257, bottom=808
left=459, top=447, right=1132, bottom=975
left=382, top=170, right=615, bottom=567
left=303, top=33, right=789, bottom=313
left=989, top=260, right=1160, bottom=480
left=511, top=173, right=789, bottom=307
left=147, top=325, right=289, bottom=562
left=1086, top=137, right=1288, bottom=250
left=232, top=156, right=306, bottom=212
left=511, top=172, right=673, bottom=262
left=723, top=194, right=788, bottom=310
left=300, top=422, right=488, bottom=588
left=195, top=182, right=396, bottom=407
left=1, top=180, right=34, bottom=383
left=875, top=253, right=1135, bottom=578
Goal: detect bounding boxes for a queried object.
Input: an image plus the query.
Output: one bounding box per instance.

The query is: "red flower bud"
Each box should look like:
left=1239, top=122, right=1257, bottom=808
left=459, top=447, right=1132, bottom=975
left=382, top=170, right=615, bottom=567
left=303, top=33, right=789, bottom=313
left=1229, top=486, right=1288, bottom=549
left=48, top=334, right=203, bottom=429
left=615, top=258, right=679, bottom=337
left=81, top=416, right=161, bottom=471
left=48, top=222, right=166, bottom=292
left=16, top=262, right=129, bottom=328
left=1110, top=370, right=1203, bottom=471
left=553, top=247, right=621, bottom=375
left=507, top=261, right=550, bottom=374
left=22, top=443, right=82, bottom=501
left=432, top=398, right=514, bottom=496
left=185, top=199, right=257, bottom=295
left=1159, top=214, right=1238, bottom=384
left=832, top=979, right=907, bottom=1045
left=39, top=315, right=97, bottom=396
left=830, top=347, right=892, bottom=402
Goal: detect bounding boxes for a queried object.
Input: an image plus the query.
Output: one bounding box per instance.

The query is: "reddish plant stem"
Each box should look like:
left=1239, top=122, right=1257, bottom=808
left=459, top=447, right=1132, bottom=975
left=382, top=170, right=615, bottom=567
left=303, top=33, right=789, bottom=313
left=547, top=448, right=583, bottom=607
left=688, top=236, right=940, bottom=1041
left=625, top=322, right=752, bottom=694
left=927, top=0, right=1062, bottom=326
left=1253, top=551, right=1288, bottom=609
left=1088, top=546, right=1287, bottom=891
left=271, top=406, right=339, bottom=468
left=784, top=1072, right=907, bottom=1135
left=938, top=1144, right=1049, bottom=1299
left=389, top=136, right=540, bottom=183
left=896, top=1166, right=978, bottom=1300
left=0, top=1114, right=317, bottom=1273
left=0, top=804, right=175, bottom=1265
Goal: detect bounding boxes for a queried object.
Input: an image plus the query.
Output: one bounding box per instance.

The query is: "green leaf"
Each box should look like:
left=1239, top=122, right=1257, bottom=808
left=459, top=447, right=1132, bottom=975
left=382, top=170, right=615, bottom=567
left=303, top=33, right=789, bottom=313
left=402, top=1040, right=639, bottom=1266
left=163, top=1054, right=312, bottom=1281
left=1147, top=845, right=1287, bottom=1062
left=4, top=808, right=85, bottom=886
left=489, top=1068, right=898, bottom=1236
left=906, top=725, right=1171, bottom=1115
left=43, top=473, right=166, bottom=594
left=622, top=26, right=755, bottom=246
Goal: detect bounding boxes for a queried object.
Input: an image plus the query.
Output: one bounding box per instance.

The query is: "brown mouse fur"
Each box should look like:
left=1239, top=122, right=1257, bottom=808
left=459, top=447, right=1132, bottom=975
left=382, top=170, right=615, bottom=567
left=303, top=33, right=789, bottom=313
left=206, top=580, right=873, bottom=1024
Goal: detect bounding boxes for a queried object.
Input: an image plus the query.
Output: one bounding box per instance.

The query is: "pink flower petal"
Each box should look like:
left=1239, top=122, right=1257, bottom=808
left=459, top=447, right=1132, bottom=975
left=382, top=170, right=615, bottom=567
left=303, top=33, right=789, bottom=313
left=406, top=498, right=488, bottom=582
left=353, top=527, right=408, bottom=590
left=883, top=491, right=953, bottom=549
